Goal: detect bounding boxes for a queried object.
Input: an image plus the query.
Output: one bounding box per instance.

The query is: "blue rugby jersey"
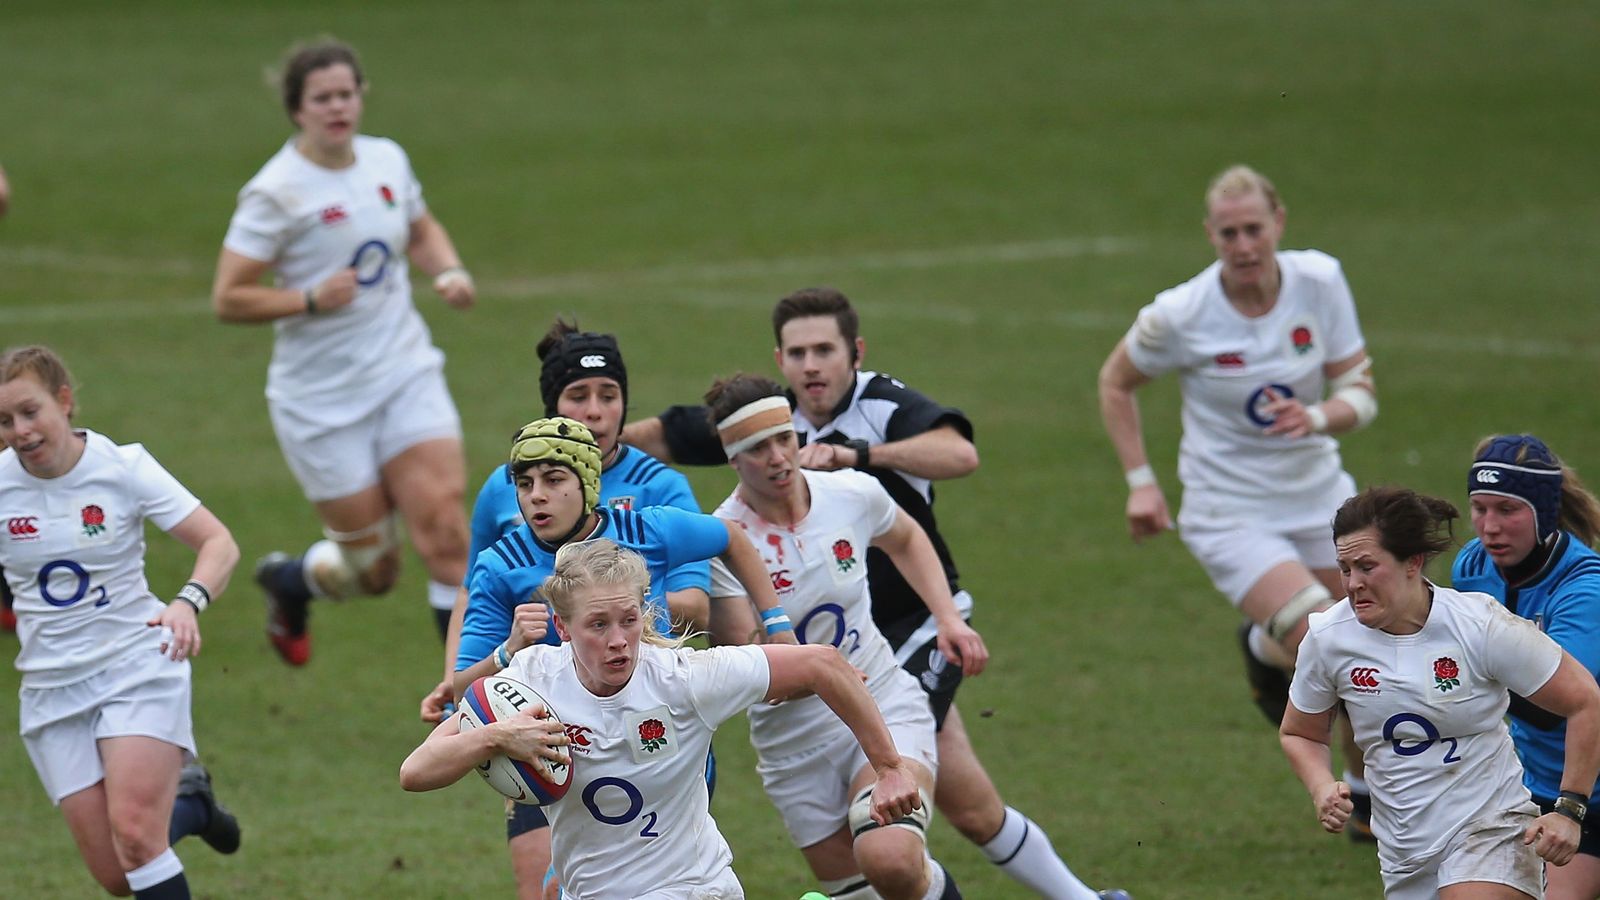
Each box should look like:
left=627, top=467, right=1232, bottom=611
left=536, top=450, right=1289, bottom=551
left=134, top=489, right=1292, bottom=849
left=1453, top=532, right=1600, bottom=802
left=456, top=506, right=728, bottom=672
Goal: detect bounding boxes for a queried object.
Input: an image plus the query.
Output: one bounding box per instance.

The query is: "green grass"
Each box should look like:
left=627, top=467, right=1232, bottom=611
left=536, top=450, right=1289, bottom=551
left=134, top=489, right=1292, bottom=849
left=2, top=2, right=1598, bottom=897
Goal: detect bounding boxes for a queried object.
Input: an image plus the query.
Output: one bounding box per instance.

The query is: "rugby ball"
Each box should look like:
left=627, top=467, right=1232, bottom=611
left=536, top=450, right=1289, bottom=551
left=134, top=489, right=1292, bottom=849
left=458, top=674, right=572, bottom=805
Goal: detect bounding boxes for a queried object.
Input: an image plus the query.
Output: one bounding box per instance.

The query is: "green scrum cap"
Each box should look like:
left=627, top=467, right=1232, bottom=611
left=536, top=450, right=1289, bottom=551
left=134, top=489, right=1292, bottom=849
left=509, top=417, right=602, bottom=513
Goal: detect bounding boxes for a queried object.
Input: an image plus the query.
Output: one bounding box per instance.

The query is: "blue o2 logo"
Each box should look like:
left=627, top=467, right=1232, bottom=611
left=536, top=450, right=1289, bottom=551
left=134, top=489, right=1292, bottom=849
left=38, top=559, right=109, bottom=608
left=1382, top=712, right=1461, bottom=763
left=1245, top=383, right=1295, bottom=427
left=349, top=240, right=393, bottom=287
left=582, top=777, right=660, bottom=838
left=797, top=602, right=861, bottom=654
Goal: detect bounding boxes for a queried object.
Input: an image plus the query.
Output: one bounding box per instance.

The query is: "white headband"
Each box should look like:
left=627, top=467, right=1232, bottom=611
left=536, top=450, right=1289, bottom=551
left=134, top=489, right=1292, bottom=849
left=716, top=396, right=794, bottom=459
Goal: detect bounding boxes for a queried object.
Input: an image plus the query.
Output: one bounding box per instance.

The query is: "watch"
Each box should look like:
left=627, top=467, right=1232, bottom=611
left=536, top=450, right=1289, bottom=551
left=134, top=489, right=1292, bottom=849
left=1554, top=791, right=1589, bottom=824
left=843, top=438, right=870, bottom=468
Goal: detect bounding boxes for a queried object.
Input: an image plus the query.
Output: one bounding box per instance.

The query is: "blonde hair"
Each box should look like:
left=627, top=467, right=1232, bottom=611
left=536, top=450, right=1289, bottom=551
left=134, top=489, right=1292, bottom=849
left=0, top=345, right=76, bottom=417
left=542, top=540, right=684, bottom=648
left=1472, top=435, right=1600, bottom=546
left=1206, top=165, right=1283, bottom=216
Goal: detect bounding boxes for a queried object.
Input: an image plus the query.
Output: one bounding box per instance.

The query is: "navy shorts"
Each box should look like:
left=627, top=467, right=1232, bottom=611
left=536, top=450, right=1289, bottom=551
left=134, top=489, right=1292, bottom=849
left=894, top=631, right=964, bottom=731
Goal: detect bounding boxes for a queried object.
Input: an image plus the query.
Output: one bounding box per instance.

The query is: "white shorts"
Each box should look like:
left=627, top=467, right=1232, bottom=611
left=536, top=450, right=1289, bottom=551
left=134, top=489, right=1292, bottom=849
left=269, top=365, right=462, bottom=502
left=1178, top=473, right=1356, bottom=604
left=627, top=867, right=743, bottom=899
left=19, top=641, right=196, bottom=805
left=755, top=668, right=939, bottom=848
left=1382, top=805, right=1543, bottom=900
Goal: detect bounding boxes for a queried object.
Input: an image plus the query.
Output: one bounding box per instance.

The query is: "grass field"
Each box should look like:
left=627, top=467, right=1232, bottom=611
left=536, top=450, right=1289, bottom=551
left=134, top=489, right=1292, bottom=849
left=3, top=2, right=1598, bottom=897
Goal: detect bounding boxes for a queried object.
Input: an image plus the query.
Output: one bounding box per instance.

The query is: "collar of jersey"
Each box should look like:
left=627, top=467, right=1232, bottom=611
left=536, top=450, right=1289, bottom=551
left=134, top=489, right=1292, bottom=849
left=531, top=506, right=613, bottom=555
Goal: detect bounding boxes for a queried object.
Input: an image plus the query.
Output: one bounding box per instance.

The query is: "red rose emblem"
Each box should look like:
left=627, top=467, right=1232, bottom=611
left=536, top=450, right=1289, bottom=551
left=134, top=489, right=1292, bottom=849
left=638, top=718, right=668, bottom=752
left=379, top=184, right=395, bottom=207
left=1434, top=657, right=1458, bottom=681
left=82, top=505, right=105, bottom=526
left=833, top=540, right=852, bottom=561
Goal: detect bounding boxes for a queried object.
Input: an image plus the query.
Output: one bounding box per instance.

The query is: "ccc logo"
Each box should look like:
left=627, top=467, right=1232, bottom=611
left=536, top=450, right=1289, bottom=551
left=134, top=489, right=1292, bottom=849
left=1350, top=667, right=1381, bottom=689
left=1475, top=469, right=1501, bottom=484
left=8, top=516, right=39, bottom=536
left=579, top=355, right=607, bottom=368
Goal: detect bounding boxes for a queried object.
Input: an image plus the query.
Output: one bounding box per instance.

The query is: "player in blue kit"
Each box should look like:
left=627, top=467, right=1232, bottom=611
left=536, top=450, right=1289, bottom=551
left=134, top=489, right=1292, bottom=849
left=1452, top=434, right=1600, bottom=900
left=454, top=417, right=794, bottom=900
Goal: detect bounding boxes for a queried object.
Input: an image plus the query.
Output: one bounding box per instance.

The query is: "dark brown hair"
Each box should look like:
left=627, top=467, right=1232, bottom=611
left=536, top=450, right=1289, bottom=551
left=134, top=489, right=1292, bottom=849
left=772, top=287, right=860, bottom=361
left=279, top=39, right=364, bottom=121
left=1333, top=486, right=1459, bottom=562
left=704, top=373, right=785, bottom=423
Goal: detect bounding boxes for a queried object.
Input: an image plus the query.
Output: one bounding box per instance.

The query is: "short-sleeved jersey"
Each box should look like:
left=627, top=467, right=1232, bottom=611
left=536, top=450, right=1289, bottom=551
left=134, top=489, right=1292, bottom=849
left=1453, top=533, right=1600, bottom=803
left=506, top=642, right=769, bottom=899
left=1123, top=250, right=1366, bottom=516
left=657, top=372, right=972, bottom=645
left=456, top=507, right=730, bottom=672
left=467, top=446, right=707, bottom=595
left=708, top=469, right=903, bottom=757
left=223, top=135, right=442, bottom=430
left=1289, top=586, right=1561, bottom=870
left=0, top=430, right=201, bottom=688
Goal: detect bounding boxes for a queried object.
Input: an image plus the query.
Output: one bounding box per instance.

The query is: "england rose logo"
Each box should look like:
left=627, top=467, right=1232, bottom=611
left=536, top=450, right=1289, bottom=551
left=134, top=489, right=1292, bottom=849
left=81, top=505, right=106, bottom=537
left=379, top=184, right=396, bottom=209
left=1433, top=656, right=1460, bottom=692
left=833, top=539, right=856, bottom=573
left=638, top=718, right=668, bottom=753
left=1291, top=326, right=1313, bottom=355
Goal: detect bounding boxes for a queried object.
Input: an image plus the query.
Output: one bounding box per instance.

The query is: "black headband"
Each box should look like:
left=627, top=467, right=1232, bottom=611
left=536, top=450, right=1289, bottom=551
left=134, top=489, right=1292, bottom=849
left=539, top=332, right=627, bottom=416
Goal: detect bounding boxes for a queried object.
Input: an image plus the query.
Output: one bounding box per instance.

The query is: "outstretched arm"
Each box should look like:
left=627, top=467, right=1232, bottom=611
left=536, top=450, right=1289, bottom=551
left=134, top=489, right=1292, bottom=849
left=871, top=509, right=986, bottom=674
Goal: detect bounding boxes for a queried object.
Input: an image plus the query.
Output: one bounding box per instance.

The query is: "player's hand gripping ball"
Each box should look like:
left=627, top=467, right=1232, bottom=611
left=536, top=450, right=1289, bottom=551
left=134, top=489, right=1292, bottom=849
left=458, top=674, right=572, bottom=805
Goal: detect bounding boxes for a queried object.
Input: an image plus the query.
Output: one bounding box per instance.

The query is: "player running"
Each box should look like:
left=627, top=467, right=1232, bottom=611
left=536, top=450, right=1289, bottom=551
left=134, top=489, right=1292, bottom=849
left=212, top=38, right=476, bottom=665
left=405, top=539, right=922, bottom=900
left=1282, top=486, right=1600, bottom=899
left=1, top=345, right=242, bottom=899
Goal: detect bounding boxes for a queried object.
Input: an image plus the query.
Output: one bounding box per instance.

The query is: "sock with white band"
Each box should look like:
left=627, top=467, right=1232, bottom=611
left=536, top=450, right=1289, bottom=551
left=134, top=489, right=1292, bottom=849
left=980, top=807, right=1099, bottom=900
left=127, top=848, right=189, bottom=899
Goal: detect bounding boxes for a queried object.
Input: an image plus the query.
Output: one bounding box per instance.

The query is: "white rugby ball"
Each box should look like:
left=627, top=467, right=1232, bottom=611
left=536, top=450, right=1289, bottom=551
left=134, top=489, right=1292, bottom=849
left=458, top=674, right=572, bottom=805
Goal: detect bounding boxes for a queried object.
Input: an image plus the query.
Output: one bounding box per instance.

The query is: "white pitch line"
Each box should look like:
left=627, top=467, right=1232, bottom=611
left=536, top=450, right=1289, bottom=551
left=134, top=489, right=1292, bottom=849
left=2, top=237, right=1593, bottom=363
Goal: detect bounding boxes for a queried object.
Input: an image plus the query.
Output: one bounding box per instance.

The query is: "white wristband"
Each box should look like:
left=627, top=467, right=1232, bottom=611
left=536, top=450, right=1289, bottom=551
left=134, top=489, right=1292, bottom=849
left=1305, top=404, right=1330, bottom=434
left=433, top=267, right=473, bottom=293
left=1124, top=465, right=1157, bottom=490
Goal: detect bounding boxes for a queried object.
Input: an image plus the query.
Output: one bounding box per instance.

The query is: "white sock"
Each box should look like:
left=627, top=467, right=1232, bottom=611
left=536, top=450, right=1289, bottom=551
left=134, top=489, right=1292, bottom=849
left=125, top=848, right=183, bottom=891
left=427, top=580, right=457, bottom=611
left=1344, top=770, right=1370, bottom=794
left=919, top=856, right=946, bottom=900
left=1248, top=624, right=1295, bottom=669
left=980, top=808, right=1098, bottom=900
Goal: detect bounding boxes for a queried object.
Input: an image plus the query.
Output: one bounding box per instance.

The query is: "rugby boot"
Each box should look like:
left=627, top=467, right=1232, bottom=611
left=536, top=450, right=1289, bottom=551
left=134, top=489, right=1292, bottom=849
left=257, top=552, right=312, bottom=666
left=178, top=761, right=243, bottom=854
left=1238, top=621, right=1289, bottom=725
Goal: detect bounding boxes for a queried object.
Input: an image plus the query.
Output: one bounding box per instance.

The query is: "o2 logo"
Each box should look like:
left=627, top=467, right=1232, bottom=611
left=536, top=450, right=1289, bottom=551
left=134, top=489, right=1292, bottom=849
left=583, top=777, right=661, bottom=839
left=1381, top=712, right=1462, bottom=764
left=1245, top=383, right=1295, bottom=427
left=38, top=559, right=109, bottom=608
left=797, top=602, right=862, bottom=655
left=349, top=240, right=393, bottom=287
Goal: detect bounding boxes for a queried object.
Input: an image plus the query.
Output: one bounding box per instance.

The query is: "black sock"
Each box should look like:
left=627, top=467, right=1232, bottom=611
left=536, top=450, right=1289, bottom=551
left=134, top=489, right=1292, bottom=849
left=432, top=606, right=451, bottom=640
left=1351, top=788, right=1373, bottom=822
left=167, top=795, right=210, bottom=845
left=267, top=555, right=313, bottom=606
left=135, top=872, right=191, bottom=900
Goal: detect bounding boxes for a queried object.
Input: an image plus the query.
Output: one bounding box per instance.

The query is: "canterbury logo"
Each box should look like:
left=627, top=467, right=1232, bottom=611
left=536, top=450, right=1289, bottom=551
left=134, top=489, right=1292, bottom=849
left=579, top=355, right=607, bottom=368
left=1475, top=469, right=1500, bottom=484
left=1350, top=667, right=1380, bottom=689
left=8, top=516, right=39, bottom=536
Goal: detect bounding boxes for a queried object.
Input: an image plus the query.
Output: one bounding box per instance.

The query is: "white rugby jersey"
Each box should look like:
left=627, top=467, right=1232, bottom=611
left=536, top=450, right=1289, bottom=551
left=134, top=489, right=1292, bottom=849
left=0, top=430, right=201, bottom=688
left=508, top=642, right=769, bottom=900
left=1289, top=585, right=1561, bottom=870
left=1123, top=250, right=1365, bottom=515
left=223, top=135, right=443, bottom=430
left=709, top=469, right=909, bottom=757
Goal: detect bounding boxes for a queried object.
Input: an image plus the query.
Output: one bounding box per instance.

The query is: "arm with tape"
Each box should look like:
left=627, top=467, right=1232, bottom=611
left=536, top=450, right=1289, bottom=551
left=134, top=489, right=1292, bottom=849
left=1305, top=354, right=1378, bottom=434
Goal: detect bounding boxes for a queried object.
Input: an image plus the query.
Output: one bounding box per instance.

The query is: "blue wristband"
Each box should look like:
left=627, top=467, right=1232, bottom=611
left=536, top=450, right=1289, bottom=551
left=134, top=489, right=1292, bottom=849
left=760, top=607, right=793, bottom=635
left=493, top=643, right=512, bottom=669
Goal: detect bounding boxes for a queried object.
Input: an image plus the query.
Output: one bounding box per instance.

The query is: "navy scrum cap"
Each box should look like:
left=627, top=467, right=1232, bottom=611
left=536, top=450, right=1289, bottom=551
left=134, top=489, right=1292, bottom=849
left=1469, top=434, right=1563, bottom=542
left=539, top=332, right=627, bottom=416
